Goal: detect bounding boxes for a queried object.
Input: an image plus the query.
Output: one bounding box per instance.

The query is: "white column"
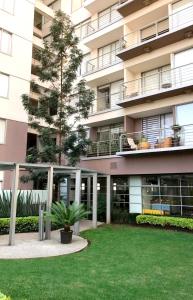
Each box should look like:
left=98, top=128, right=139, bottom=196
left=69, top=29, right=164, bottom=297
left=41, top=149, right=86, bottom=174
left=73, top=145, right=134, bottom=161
left=9, top=164, right=20, bottom=246
left=106, top=175, right=111, bottom=224
left=92, top=173, right=97, bottom=229
left=87, top=176, right=91, bottom=210
left=45, top=166, right=54, bottom=240
left=74, top=169, right=81, bottom=235
left=129, top=176, right=142, bottom=214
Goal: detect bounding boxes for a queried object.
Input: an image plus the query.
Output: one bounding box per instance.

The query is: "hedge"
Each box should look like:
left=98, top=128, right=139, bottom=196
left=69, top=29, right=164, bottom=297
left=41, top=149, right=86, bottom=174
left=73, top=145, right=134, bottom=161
left=136, top=215, right=193, bottom=231
left=0, top=292, right=11, bottom=300
left=0, top=216, right=60, bottom=235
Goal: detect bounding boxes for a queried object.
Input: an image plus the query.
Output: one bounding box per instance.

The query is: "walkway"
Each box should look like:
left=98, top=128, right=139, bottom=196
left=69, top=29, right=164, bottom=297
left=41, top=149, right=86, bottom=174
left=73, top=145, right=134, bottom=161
left=0, top=220, right=103, bottom=259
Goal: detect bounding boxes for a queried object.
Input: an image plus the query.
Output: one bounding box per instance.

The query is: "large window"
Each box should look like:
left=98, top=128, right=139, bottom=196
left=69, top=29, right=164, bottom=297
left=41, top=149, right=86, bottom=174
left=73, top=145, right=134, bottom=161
left=0, top=119, right=6, bottom=144
left=0, top=0, right=14, bottom=14
left=176, top=103, right=193, bottom=146
left=0, top=73, right=9, bottom=98
left=97, top=79, right=123, bottom=112
left=142, top=174, right=193, bottom=217
left=171, top=0, right=193, bottom=29
left=0, top=28, right=12, bottom=55
left=98, top=41, right=121, bottom=69
left=142, top=65, right=171, bottom=94
left=98, top=3, right=121, bottom=29
left=142, top=113, right=173, bottom=145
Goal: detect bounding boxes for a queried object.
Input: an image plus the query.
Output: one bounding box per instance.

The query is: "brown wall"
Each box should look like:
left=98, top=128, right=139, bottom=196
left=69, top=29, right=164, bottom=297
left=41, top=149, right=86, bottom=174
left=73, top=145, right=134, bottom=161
left=80, top=150, right=193, bottom=175
left=0, top=119, right=28, bottom=189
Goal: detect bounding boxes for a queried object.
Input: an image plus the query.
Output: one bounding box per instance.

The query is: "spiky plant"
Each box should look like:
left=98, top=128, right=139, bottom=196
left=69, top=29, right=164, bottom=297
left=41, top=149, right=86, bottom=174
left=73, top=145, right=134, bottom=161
left=49, top=202, right=89, bottom=232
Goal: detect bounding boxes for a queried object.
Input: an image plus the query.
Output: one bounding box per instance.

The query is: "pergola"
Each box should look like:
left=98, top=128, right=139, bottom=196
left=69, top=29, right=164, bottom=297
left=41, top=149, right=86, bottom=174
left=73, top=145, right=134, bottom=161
left=0, top=162, right=111, bottom=246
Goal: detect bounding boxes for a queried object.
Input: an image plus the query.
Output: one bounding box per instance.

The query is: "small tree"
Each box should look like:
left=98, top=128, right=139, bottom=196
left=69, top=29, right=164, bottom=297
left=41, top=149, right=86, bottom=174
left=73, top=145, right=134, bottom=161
left=22, top=10, right=94, bottom=167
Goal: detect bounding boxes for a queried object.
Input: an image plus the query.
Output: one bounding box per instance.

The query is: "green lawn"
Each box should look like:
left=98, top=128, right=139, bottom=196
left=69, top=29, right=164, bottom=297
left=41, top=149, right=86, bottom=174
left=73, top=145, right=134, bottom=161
left=1, top=225, right=193, bottom=300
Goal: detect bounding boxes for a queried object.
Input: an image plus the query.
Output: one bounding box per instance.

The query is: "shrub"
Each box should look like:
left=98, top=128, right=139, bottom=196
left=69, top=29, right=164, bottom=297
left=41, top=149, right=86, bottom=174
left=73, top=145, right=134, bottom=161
left=0, top=190, right=46, bottom=218
left=0, top=292, right=11, bottom=300
left=111, top=208, right=138, bottom=224
left=0, top=216, right=60, bottom=235
left=136, top=215, right=193, bottom=231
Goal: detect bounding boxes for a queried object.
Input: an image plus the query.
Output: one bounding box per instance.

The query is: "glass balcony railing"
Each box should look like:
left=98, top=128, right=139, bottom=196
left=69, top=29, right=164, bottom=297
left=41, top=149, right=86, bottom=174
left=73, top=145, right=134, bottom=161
left=119, top=4, right=193, bottom=51
left=82, top=49, right=122, bottom=76
left=119, top=124, right=193, bottom=153
left=75, top=6, right=122, bottom=40
left=121, top=63, right=193, bottom=102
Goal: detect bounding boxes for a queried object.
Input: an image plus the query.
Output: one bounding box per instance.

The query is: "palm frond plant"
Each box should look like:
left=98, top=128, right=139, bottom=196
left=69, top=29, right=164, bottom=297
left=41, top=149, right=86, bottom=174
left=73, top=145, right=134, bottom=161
left=49, top=201, right=89, bottom=243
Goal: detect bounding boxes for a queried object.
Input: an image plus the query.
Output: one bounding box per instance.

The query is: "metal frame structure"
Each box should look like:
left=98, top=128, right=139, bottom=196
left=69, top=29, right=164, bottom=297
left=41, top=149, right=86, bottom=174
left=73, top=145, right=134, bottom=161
left=0, top=162, right=111, bottom=246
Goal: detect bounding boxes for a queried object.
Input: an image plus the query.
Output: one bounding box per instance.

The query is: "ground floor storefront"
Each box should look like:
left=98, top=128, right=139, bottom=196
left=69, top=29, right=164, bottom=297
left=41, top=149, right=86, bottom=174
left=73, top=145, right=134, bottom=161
left=75, top=174, right=193, bottom=220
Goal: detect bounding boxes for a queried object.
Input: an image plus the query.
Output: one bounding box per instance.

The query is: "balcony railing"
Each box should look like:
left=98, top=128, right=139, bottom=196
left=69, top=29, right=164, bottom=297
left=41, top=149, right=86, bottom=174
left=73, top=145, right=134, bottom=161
left=121, top=63, right=193, bottom=102
left=119, top=124, right=193, bottom=153
left=82, top=49, right=122, bottom=76
left=90, top=92, right=123, bottom=114
left=87, top=139, right=120, bottom=157
left=75, top=6, right=122, bottom=40
left=119, top=4, right=193, bottom=51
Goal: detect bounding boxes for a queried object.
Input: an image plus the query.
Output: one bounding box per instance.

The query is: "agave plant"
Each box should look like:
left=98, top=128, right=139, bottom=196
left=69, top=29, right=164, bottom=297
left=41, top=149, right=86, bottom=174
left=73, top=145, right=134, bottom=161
left=49, top=201, right=89, bottom=232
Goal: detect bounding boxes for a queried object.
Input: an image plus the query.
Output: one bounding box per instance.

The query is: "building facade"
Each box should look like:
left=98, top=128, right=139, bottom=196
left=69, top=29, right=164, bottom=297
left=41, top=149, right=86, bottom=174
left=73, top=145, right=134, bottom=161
left=1, top=0, right=193, bottom=218
left=77, top=0, right=193, bottom=217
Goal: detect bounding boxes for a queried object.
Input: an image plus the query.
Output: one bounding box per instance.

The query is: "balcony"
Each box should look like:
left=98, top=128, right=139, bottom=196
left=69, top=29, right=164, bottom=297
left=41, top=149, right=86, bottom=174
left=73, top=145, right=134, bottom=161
left=118, top=63, right=193, bottom=108
left=117, top=5, right=193, bottom=60
left=117, top=0, right=158, bottom=17
left=117, top=124, right=193, bottom=156
left=76, top=9, right=122, bottom=48
left=90, top=92, right=122, bottom=115
left=87, top=139, right=120, bottom=157
left=83, top=50, right=122, bottom=77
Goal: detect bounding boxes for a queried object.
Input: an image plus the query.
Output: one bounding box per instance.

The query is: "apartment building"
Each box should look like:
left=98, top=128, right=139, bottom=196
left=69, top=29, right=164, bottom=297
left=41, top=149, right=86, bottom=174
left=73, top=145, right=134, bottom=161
left=0, top=0, right=35, bottom=188
left=1, top=0, right=193, bottom=218
left=77, top=0, right=193, bottom=217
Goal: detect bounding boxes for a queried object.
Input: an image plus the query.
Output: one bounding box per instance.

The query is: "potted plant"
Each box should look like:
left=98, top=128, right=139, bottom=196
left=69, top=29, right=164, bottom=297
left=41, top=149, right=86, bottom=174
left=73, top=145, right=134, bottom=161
left=49, top=202, right=89, bottom=244
left=172, top=124, right=182, bottom=147
left=138, top=136, right=150, bottom=150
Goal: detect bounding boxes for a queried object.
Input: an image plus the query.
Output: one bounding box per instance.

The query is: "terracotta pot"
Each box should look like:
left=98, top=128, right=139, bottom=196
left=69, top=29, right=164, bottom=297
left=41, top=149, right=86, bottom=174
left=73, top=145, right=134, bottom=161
left=162, top=137, right=172, bottom=148
left=139, top=141, right=150, bottom=150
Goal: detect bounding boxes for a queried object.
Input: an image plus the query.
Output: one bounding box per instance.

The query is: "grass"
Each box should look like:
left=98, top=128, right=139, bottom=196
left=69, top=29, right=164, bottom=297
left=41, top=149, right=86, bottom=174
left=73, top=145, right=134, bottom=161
left=1, top=225, right=193, bottom=299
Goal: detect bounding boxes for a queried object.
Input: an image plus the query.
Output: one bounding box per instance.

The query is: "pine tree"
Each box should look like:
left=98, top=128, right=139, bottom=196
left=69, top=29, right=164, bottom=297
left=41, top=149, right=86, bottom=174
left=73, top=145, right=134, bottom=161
left=22, top=10, right=94, bottom=168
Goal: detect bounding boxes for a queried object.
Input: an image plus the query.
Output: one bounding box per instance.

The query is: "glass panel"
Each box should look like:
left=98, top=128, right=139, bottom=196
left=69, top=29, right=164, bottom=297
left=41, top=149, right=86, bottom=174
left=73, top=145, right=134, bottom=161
left=98, top=8, right=110, bottom=29
left=141, top=24, right=156, bottom=42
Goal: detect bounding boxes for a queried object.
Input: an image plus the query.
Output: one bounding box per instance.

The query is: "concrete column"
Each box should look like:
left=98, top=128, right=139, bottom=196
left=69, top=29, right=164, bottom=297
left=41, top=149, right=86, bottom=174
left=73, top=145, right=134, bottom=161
left=9, top=164, right=20, bottom=246
left=92, top=173, right=98, bottom=229
left=74, top=169, right=81, bottom=235
left=106, top=175, right=111, bottom=224
left=45, top=166, right=54, bottom=240
left=87, top=176, right=91, bottom=210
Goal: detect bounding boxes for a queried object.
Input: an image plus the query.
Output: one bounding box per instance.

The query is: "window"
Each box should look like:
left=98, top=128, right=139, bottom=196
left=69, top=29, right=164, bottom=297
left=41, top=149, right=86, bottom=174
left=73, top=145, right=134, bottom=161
left=174, top=48, right=193, bottom=85
left=98, top=41, right=120, bottom=69
left=0, top=119, right=6, bottom=144
left=71, top=0, right=82, bottom=12
left=142, top=65, right=171, bottom=94
left=97, top=79, right=123, bottom=111
left=176, top=103, right=193, bottom=146
left=98, top=3, right=121, bottom=29
left=0, top=73, right=9, bottom=98
left=74, top=18, right=92, bottom=40
left=97, top=123, right=123, bottom=141
left=0, top=0, right=14, bottom=14
left=142, top=114, right=173, bottom=146
left=171, top=0, right=193, bottom=29
left=80, top=53, right=90, bottom=75
left=140, top=18, right=169, bottom=42
left=0, top=29, right=12, bottom=55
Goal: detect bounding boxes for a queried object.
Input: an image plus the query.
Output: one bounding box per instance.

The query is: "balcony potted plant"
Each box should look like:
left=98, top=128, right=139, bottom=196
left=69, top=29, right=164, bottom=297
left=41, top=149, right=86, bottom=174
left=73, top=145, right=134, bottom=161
left=49, top=202, right=89, bottom=244
left=172, top=124, right=182, bottom=147
left=138, top=136, right=150, bottom=150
